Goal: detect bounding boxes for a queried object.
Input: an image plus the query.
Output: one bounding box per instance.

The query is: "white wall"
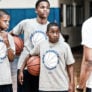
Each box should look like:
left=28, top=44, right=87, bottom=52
left=0, top=0, right=60, bottom=8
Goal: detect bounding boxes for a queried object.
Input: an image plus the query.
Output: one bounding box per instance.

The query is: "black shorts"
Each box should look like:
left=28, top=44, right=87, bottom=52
left=17, top=69, right=39, bottom=92
left=39, top=91, right=68, bottom=92
left=0, top=84, right=13, bottom=92
left=86, top=87, right=92, bottom=92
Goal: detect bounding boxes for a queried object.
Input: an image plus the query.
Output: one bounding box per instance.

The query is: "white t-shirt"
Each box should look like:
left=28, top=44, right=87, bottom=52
left=30, top=39, right=75, bottom=91
left=81, top=17, right=92, bottom=88
left=11, top=18, right=65, bottom=69
left=0, top=34, right=15, bottom=85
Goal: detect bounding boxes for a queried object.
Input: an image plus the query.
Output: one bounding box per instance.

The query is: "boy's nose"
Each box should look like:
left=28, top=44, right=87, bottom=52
left=53, top=33, right=58, bottom=36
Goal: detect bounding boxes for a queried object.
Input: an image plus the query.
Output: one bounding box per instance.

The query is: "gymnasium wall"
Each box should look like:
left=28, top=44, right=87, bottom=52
left=0, top=0, right=61, bottom=31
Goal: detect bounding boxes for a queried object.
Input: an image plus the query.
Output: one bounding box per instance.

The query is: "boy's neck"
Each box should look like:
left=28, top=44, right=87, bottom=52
left=37, top=17, right=47, bottom=24
left=49, top=41, right=59, bottom=44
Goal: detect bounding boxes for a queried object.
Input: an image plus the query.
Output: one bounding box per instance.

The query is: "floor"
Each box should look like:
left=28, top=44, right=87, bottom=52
left=72, top=46, right=83, bottom=90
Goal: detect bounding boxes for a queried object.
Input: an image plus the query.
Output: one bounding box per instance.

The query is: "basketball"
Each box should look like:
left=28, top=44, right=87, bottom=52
left=13, top=36, right=24, bottom=55
left=27, top=56, right=40, bottom=76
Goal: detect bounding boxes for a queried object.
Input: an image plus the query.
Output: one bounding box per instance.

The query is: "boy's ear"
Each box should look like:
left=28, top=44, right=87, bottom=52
left=46, top=32, right=48, bottom=36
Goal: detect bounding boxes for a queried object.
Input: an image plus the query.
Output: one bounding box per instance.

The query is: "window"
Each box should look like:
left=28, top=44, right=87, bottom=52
left=66, top=5, right=73, bottom=26
left=60, top=4, right=73, bottom=27
left=60, top=3, right=84, bottom=27
left=90, top=1, right=92, bottom=16
left=76, top=5, right=84, bottom=26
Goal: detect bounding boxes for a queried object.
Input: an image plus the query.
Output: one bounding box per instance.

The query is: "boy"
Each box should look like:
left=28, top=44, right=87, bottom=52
left=19, top=23, right=75, bottom=92
left=0, top=9, right=15, bottom=92
left=10, top=0, right=64, bottom=92
left=10, top=0, right=50, bottom=91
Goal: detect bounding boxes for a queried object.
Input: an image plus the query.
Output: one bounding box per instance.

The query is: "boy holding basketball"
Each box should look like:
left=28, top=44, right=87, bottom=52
left=10, top=0, right=50, bottom=92
left=10, top=0, right=65, bottom=92
left=19, top=22, right=75, bottom=92
left=0, top=9, right=15, bottom=92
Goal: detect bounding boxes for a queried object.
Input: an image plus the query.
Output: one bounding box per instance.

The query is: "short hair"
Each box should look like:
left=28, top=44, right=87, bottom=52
left=0, top=9, right=9, bottom=17
left=35, top=0, right=50, bottom=9
left=47, top=22, right=60, bottom=32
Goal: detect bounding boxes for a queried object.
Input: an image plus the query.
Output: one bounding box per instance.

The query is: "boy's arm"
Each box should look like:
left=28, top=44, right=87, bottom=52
left=7, top=44, right=15, bottom=62
left=18, top=43, right=40, bottom=85
left=67, top=64, right=75, bottom=92
left=2, top=32, right=15, bottom=61
left=18, top=54, right=30, bottom=85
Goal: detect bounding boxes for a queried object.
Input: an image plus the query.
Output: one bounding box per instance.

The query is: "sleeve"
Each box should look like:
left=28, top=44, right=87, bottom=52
left=81, top=22, right=92, bottom=48
left=30, top=44, right=40, bottom=56
left=17, top=47, right=30, bottom=69
left=59, top=33, right=65, bottom=42
left=65, top=43, right=75, bottom=65
left=10, top=19, right=28, bottom=35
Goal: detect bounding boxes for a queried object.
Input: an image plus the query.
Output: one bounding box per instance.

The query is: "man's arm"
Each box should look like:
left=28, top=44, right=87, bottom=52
left=18, top=43, right=40, bottom=85
left=18, top=54, right=30, bottom=85
left=77, top=46, right=92, bottom=91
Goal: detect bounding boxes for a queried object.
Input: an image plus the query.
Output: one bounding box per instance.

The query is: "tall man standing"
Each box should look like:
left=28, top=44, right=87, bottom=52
left=10, top=0, right=64, bottom=92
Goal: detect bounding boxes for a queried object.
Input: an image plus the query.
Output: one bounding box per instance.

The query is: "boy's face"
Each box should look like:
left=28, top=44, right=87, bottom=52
left=36, top=1, right=50, bottom=19
left=0, top=14, right=10, bottom=31
left=47, top=26, right=60, bottom=43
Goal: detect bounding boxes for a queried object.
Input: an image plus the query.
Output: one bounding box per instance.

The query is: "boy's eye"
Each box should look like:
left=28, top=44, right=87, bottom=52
left=49, top=31, right=59, bottom=34
left=4, top=20, right=9, bottom=23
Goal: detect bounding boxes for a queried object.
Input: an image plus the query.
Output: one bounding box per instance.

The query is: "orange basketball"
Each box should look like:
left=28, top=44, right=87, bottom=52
left=27, top=56, right=40, bottom=76
left=13, top=36, right=24, bottom=55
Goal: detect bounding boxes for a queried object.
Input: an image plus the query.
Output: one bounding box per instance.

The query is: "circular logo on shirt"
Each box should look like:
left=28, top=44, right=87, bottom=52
left=30, top=31, right=47, bottom=47
left=0, top=37, right=7, bottom=63
left=42, top=50, right=59, bottom=70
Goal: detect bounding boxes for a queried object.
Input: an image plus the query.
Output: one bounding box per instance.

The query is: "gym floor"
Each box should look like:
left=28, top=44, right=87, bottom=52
left=72, top=46, right=83, bottom=91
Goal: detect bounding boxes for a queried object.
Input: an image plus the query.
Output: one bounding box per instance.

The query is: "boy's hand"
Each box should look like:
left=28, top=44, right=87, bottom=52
left=69, top=82, right=75, bottom=92
left=18, top=70, right=24, bottom=85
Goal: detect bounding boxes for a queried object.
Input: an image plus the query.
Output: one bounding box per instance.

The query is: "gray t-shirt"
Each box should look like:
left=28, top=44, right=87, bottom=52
left=30, top=39, right=75, bottom=91
left=11, top=18, right=65, bottom=69
left=0, top=34, right=15, bottom=85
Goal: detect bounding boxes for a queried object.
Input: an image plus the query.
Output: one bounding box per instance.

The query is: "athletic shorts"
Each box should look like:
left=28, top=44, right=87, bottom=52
left=39, top=91, right=68, bottom=92
left=86, top=87, right=92, bottom=92
left=17, top=69, right=39, bottom=92
left=0, top=84, right=13, bottom=92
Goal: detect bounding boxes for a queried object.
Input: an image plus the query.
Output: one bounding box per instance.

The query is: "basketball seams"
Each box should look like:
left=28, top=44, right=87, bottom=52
left=27, top=57, right=40, bottom=65
left=27, top=56, right=40, bottom=76
left=27, top=69, right=39, bottom=75
left=28, top=67, right=39, bottom=72
left=15, top=37, right=23, bottom=50
left=27, top=64, right=40, bottom=67
left=13, top=36, right=24, bottom=55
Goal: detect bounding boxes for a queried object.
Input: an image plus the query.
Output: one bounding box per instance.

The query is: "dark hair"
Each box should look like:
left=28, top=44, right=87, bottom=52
left=35, top=0, right=50, bottom=9
left=47, top=22, right=60, bottom=32
left=0, top=9, right=9, bottom=17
